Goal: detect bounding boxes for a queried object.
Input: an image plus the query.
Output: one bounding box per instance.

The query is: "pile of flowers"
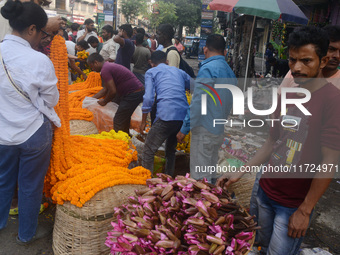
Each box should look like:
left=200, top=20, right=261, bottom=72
left=106, top=174, right=257, bottom=254
left=77, top=50, right=89, bottom=60
left=72, top=50, right=91, bottom=84
left=45, top=35, right=151, bottom=207
left=84, top=130, right=131, bottom=143
left=69, top=71, right=102, bottom=91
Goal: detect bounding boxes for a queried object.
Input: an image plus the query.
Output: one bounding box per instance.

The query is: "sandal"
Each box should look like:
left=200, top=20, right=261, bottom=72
left=9, top=204, right=46, bottom=216
left=9, top=208, right=18, bottom=216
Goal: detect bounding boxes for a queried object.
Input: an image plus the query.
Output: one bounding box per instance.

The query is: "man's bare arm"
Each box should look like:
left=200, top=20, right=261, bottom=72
left=113, top=34, right=125, bottom=47
left=216, top=135, right=276, bottom=188
left=98, top=79, right=117, bottom=106
left=288, top=146, right=340, bottom=239
left=93, top=87, right=107, bottom=99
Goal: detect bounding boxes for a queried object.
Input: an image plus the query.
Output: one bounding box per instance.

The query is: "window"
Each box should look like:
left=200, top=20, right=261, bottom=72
left=81, top=3, right=87, bottom=12
left=55, top=0, right=65, bottom=9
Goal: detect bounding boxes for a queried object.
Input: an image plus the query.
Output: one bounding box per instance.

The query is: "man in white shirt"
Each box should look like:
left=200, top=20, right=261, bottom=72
left=99, top=25, right=120, bottom=62
left=76, top=18, right=98, bottom=54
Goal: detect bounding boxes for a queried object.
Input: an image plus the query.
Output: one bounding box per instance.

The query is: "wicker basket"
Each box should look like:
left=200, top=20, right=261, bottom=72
left=70, top=120, right=99, bottom=136
left=53, top=184, right=145, bottom=255
left=218, top=152, right=256, bottom=209
left=228, top=171, right=256, bottom=209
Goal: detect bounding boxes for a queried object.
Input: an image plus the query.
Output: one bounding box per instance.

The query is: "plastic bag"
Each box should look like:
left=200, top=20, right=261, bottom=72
left=82, top=97, right=142, bottom=133
left=299, top=248, right=333, bottom=255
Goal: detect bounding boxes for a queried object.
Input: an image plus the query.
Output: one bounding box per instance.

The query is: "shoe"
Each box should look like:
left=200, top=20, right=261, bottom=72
left=16, top=226, right=52, bottom=245
left=9, top=204, right=46, bottom=216
left=9, top=208, right=18, bottom=216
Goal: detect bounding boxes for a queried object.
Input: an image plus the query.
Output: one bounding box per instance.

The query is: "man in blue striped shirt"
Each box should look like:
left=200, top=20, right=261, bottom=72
left=140, top=51, right=191, bottom=176
left=177, top=34, right=237, bottom=183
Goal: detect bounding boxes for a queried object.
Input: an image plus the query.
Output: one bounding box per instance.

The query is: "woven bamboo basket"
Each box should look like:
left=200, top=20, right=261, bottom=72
left=219, top=152, right=256, bottom=209
left=228, top=171, right=256, bottom=209
left=53, top=184, right=145, bottom=255
left=70, top=120, right=98, bottom=136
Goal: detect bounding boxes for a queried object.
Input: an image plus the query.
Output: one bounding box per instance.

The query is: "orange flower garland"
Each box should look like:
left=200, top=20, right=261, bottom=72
left=44, top=35, right=151, bottom=207
left=68, top=72, right=102, bottom=91
left=68, top=87, right=102, bottom=121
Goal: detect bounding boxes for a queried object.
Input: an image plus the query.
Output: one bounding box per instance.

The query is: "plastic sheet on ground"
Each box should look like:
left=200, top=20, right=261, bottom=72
left=299, top=248, right=333, bottom=255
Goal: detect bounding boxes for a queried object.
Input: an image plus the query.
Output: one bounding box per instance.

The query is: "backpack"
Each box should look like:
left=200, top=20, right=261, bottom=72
left=166, top=46, right=196, bottom=78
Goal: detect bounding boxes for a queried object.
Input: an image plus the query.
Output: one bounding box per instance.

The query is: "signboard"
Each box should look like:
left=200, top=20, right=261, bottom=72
left=201, top=27, right=212, bottom=39
left=198, top=39, right=207, bottom=61
left=69, top=0, right=74, bottom=8
left=103, top=0, right=114, bottom=15
left=202, top=0, right=212, bottom=5
left=201, top=12, right=214, bottom=20
left=201, top=19, right=213, bottom=27
left=199, top=0, right=213, bottom=61
left=98, top=13, right=105, bottom=24
left=67, top=14, right=85, bottom=24
left=105, top=15, right=114, bottom=22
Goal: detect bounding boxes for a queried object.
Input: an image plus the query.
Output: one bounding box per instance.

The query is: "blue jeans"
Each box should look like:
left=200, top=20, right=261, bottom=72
left=256, top=186, right=310, bottom=255
left=142, top=119, right=183, bottom=176
left=0, top=118, right=53, bottom=242
left=190, top=126, right=224, bottom=184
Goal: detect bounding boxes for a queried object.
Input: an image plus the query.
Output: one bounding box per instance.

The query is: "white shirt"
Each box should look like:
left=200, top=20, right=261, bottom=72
left=65, top=40, right=76, bottom=56
left=0, top=35, right=60, bottom=145
left=0, top=0, right=12, bottom=42
left=99, top=37, right=120, bottom=61
left=76, top=29, right=98, bottom=54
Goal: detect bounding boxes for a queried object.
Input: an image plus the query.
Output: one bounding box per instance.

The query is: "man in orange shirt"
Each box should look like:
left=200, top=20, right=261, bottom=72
left=279, top=25, right=340, bottom=93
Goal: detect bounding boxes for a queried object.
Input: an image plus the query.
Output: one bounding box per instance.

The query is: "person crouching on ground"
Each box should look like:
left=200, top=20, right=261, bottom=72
left=140, top=51, right=191, bottom=177
left=88, top=53, right=144, bottom=135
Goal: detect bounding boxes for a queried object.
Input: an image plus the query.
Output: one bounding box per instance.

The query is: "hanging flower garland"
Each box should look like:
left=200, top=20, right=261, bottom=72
left=44, top=35, right=151, bottom=207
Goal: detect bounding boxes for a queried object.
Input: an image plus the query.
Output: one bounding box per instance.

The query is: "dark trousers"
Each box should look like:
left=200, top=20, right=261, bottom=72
left=142, top=119, right=183, bottom=177
left=114, top=90, right=144, bottom=134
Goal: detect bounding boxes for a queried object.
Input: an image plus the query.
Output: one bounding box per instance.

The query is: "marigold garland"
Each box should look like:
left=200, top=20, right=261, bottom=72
left=83, top=130, right=131, bottom=143
left=68, top=87, right=102, bottom=121
left=68, top=72, right=102, bottom=91
left=44, top=35, right=151, bottom=207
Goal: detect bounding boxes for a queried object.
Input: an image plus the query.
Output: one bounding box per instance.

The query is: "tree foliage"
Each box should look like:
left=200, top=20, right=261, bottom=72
left=147, top=1, right=178, bottom=31
left=121, top=0, right=147, bottom=23
left=164, top=0, right=201, bottom=35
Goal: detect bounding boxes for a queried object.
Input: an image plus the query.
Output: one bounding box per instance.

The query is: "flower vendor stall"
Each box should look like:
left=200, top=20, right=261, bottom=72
left=47, top=35, right=151, bottom=254
left=47, top=35, right=257, bottom=255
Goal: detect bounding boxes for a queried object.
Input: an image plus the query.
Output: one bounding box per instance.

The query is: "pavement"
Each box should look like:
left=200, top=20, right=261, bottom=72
left=0, top=204, right=55, bottom=255
left=0, top=57, right=339, bottom=255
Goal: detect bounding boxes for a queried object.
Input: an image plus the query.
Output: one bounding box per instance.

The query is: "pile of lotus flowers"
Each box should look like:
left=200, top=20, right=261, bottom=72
left=106, top=174, right=258, bottom=255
